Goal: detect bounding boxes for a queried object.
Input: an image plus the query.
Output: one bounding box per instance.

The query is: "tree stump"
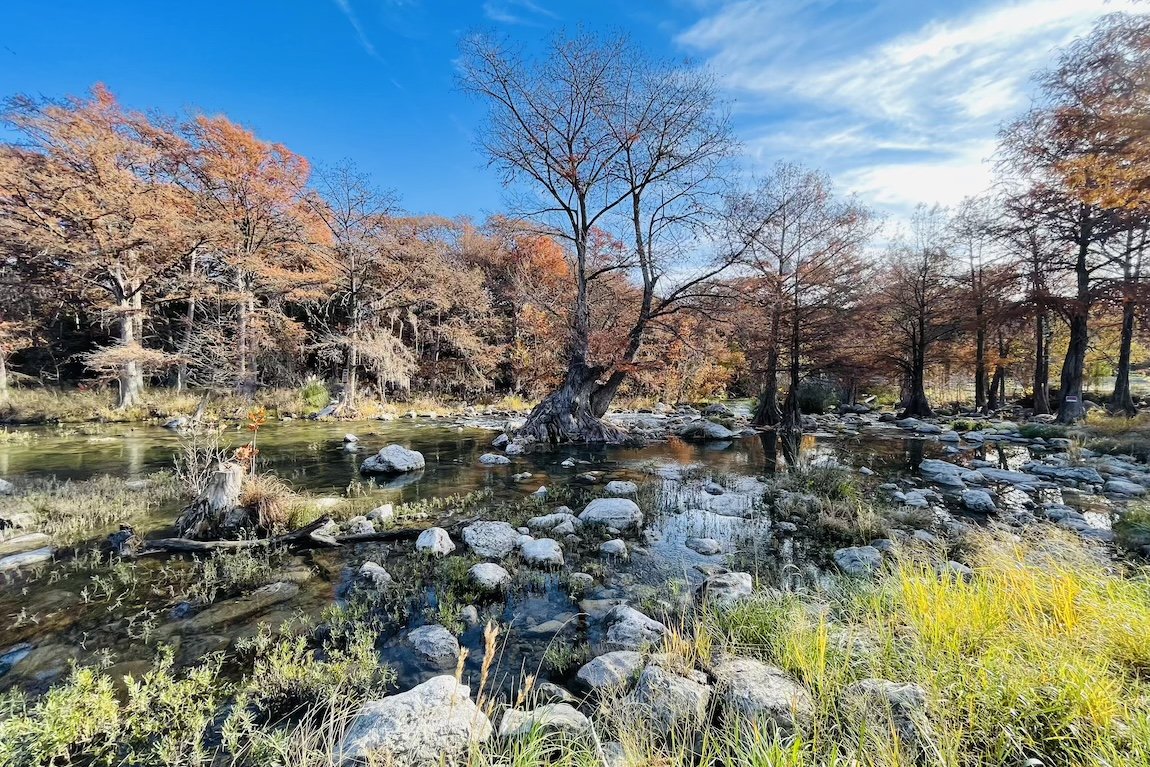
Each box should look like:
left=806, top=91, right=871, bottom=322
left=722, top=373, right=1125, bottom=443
left=175, top=462, right=246, bottom=540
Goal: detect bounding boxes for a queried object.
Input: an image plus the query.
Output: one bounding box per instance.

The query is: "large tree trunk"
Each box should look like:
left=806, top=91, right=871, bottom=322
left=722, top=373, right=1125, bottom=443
left=753, top=305, right=783, bottom=427
left=1111, top=297, right=1137, bottom=416
left=901, top=338, right=933, bottom=417
left=1057, top=237, right=1091, bottom=424
left=517, top=361, right=628, bottom=444
left=1033, top=311, right=1051, bottom=415
left=779, top=298, right=802, bottom=434
left=117, top=291, right=145, bottom=410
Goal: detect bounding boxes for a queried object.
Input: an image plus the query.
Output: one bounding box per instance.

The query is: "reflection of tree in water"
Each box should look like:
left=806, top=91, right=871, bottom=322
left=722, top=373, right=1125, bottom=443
left=759, top=430, right=802, bottom=475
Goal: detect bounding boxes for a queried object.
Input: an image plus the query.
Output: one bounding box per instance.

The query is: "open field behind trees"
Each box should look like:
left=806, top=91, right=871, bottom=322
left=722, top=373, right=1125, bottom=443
left=3, top=15, right=1150, bottom=435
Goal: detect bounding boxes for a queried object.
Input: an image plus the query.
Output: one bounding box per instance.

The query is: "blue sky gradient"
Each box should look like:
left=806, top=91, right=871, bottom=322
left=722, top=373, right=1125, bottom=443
left=0, top=0, right=1136, bottom=223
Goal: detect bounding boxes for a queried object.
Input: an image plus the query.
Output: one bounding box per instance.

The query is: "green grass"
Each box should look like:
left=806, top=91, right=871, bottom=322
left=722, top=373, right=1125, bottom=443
left=699, top=527, right=1150, bottom=766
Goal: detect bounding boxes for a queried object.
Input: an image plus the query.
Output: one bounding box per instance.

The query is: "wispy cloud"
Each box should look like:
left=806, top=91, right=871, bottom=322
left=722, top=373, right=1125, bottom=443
left=331, top=0, right=379, bottom=58
left=482, top=0, right=557, bottom=27
left=678, top=0, right=1143, bottom=220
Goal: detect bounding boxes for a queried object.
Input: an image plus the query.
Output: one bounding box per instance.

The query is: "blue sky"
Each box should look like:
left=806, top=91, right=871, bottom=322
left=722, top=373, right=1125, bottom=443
left=0, top=0, right=1136, bottom=223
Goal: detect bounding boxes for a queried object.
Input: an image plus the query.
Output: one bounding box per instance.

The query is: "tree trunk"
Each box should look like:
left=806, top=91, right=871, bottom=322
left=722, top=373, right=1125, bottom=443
left=1057, top=236, right=1091, bottom=424
left=1033, top=311, right=1051, bottom=415
left=901, top=337, right=933, bottom=417
left=974, top=308, right=987, bottom=412
left=753, top=305, right=783, bottom=427
left=1111, top=297, right=1137, bottom=416
left=0, top=352, right=8, bottom=407
left=779, top=292, right=802, bottom=434
left=117, top=291, right=145, bottom=410
left=517, top=361, right=628, bottom=444
left=174, top=462, right=246, bottom=540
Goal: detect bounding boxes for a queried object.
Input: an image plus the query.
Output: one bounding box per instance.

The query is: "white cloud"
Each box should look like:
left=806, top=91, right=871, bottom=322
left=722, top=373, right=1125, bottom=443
left=331, top=0, right=379, bottom=58
left=677, top=0, right=1144, bottom=220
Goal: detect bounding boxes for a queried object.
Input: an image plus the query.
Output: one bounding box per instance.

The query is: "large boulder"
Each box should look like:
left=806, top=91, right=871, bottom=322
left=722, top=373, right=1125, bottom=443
left=520, top=538, right=564, bottom=567
left=604, top=605, right=668, bottom=652
left=406, top=625, right=460, bottom=667
left=415, top=527, right=455, bottom=556
left=580, top=498, right=644, bottom=531
left=961, top=489, right=997, bottom=513
left=1106, top=479, right=1147, bottom=497
left=630, top=661, right=712, bottom=735
left=339, top=676, right=492, bottom=764
left=360, top=444, right=425, bottom=475
left=576, top=651, right=644, bottom=694
left=498, top=703, right=590, bottom=739
left=462, top=521, right=521, bottom=558
left=714, top=657, right=813, bottom=736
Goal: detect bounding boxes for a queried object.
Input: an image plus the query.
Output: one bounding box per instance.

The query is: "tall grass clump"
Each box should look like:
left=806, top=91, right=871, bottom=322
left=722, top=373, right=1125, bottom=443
left=699, top=528, right=1150, bottom=766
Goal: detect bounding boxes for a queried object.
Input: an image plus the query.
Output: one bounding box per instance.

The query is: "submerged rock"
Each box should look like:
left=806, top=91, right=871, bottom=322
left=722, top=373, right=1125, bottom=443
left=415, top=527, right=455, bottom=556
left=714, top=657, right=813, bottom=736
left=580, top=498, right=643, bottom=531
left=183, top=581, right=299, bottom=631
left=678, top=419, right=737, bottom=440
left=478, top=453, right=512, bottom=465
left=406, top=625, right=460, bottom=666
left=339, top=676, right=492, bottom=764
left=360, top=444, right=425, bottom=475
left=357, top=561, right=393, bottom=588
left=463, top=521, right=521, bottom=559
left=0, top=546, right=55, bottom=572
left=685, top=537, right=722, bottom=556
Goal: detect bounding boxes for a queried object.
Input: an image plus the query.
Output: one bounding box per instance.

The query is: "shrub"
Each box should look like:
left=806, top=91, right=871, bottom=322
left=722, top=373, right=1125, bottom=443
left=298, top=379, right=331, bottom=412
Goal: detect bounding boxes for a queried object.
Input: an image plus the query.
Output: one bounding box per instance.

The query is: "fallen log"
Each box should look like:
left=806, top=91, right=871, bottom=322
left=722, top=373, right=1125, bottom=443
left=129, top=517, right=456, bottom=557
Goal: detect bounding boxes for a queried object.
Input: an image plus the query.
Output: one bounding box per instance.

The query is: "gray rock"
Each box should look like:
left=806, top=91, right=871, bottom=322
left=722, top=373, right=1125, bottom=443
left=498, top=703, right=590, bottom=738
left=0, top=478, right=15, bottom=495
left=366, top=504, right=395, bottom=524
left=678, top=419, right=737, bottom=440
left=841, top=679, right=931, bottom=757
left=520, top=538, right=564, bottom=567
left=698, top=571, right=754, bottom=605
left=961, top=489, right=997, bottom=513
left=534, top=681, right=578, bottom=705
left=1106, top=479, right=1147, bottom=496
left=468, top=562, right=512, bottom=592
left=0, top=532, right=52, bottom=557
left=526, top=509, right=581, bottom=531
left=833, top=546, right=883, bottom=577
left=460, top=605, right=480, bottom=627
left=479, top=453, right=512, bottom=465
left=605, top=480, right=639, bottom=496
left=358, top=561, right=393, bottom=587
left=714, top=657, right=812, bottom=735
left=360, top=444, right=425, bottom=474
left=630, top=662, right=712, bottom=735
left=605, top=605, right=667, bottom=652
left=183, top=581, right=299, bottom=631
left=462, top=521, right=521, bottom=559
left=580, top=498, right=644, bottom=531
left=339, top=676, right=492, bottom=764
left=600, top=539, right=628, bottom=558
left=576, top=651, right=645, bottom=693
left=0, top=546, right=55, bottom=572
left=415, top=527, right=455, bottom=556
left=685, top=537, right=722, bottom=556
left=407, top=624, right=460, bottom=666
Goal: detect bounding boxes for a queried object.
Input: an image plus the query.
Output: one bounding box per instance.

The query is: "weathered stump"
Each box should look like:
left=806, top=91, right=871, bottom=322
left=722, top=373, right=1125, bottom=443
left=175, top=462, right=246, bottom=540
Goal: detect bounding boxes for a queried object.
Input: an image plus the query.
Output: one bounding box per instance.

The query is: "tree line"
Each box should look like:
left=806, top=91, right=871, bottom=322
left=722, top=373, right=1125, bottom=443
left=1, top=13, right=1149, bottom=439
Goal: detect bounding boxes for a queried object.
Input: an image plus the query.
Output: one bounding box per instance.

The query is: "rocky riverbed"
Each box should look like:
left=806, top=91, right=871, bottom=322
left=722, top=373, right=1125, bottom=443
left=1, top=406, right=1147, bottom=764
